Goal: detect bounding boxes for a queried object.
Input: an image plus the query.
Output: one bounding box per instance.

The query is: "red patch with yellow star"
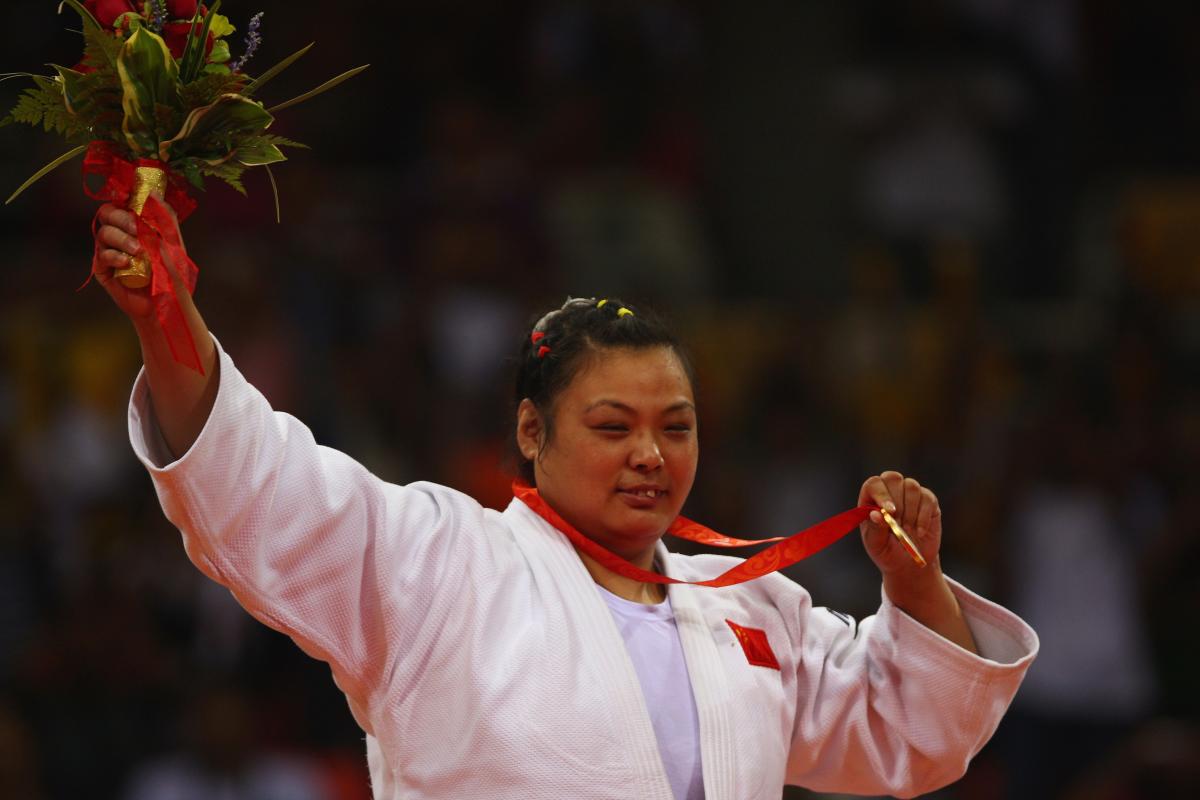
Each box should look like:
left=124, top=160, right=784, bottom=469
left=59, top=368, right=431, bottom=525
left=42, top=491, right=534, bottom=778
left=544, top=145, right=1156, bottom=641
left=725, top=619, right=781, bottom=670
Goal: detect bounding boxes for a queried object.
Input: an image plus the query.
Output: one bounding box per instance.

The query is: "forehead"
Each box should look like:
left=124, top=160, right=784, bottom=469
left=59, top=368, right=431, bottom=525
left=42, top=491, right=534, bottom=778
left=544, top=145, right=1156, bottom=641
left=561, top=346, right=695, bottom=408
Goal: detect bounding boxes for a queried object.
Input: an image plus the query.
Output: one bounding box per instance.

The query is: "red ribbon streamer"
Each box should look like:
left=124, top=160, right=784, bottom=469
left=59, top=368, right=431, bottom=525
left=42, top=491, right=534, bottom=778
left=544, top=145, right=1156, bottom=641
left=81, top=141, right=204, bottom=374
left=512, top=480, right=877, bottom=588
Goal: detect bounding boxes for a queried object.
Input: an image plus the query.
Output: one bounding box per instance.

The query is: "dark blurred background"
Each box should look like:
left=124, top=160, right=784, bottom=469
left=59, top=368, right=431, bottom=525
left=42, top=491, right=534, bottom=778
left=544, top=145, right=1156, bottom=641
left=2, top=1, right=1198, bottom=798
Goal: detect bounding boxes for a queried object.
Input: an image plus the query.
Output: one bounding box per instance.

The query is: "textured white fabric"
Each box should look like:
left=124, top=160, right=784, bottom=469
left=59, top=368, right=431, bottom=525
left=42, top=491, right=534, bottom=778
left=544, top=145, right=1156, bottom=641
left=128, top=336, right=1039, bottom=800
left=596, top=585, right=705, bottom=800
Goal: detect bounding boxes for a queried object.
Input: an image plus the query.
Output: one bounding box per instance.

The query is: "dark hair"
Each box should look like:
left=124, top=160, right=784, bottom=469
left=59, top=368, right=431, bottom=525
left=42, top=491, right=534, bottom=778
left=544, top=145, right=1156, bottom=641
left=513, top=297, right=694, bottom=485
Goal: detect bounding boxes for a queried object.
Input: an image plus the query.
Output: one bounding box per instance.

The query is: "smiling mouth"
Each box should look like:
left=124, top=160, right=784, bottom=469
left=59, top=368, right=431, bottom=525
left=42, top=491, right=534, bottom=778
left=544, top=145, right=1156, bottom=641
left=619, top=487, right=667, bottom=499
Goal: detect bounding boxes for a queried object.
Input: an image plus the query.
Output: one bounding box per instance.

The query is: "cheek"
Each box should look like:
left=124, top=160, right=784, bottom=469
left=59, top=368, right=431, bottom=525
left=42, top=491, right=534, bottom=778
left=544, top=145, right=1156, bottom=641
left=668, top=439, right=699, bottom=485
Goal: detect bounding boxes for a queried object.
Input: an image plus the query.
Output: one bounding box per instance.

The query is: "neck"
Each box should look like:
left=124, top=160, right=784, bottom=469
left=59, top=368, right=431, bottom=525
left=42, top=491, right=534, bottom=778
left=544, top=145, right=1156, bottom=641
left=577, top=547, right=666, bottom=605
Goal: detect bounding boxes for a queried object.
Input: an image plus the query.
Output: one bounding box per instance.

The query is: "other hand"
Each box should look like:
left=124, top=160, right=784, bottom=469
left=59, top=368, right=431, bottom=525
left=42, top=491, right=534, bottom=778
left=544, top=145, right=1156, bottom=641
left=857, top=470, right=942, bottom=579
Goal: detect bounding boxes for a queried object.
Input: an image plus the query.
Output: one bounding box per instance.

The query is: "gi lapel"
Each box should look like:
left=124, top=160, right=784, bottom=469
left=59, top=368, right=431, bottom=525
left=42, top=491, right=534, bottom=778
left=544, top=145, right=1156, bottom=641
left=511, top=500, right=675, bottom=800
left=661, top=542, right=737, bottom=800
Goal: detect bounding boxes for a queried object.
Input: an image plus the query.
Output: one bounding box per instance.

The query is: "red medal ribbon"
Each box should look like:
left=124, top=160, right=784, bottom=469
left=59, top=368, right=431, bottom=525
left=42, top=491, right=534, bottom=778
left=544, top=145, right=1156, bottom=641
left=512, top=480, right=878, bottom=587
left=81, top=141, right=204, bottom=374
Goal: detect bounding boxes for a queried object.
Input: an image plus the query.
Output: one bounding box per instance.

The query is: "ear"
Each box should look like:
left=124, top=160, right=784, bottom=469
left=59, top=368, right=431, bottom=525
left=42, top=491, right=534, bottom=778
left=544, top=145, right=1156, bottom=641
left=516, top=398, right=544, bottom=463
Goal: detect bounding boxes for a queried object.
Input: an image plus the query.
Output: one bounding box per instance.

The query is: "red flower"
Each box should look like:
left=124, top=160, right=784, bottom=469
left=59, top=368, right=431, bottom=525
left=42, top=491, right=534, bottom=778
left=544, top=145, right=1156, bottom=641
left=84, top=0, right=136, bottom=28
left=162, top=21, right=214, bottom=59
left=166, top=1, right=199, bottom=19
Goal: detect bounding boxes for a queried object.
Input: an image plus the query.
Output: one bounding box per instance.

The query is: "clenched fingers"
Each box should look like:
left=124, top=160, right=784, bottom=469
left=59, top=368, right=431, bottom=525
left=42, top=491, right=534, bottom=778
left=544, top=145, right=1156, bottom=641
left=916, top=487, right=941, bottom=534
left=97, top=223, right=141, bottom=257
left=98, top=204, right=137, bottom=235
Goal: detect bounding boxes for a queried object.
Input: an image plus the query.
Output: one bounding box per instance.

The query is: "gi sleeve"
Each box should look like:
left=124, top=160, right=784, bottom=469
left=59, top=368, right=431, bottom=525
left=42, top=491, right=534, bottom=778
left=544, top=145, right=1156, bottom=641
left=127, top=335, right=496, bottom=730
left=785, top=577, right=1038, bottom=798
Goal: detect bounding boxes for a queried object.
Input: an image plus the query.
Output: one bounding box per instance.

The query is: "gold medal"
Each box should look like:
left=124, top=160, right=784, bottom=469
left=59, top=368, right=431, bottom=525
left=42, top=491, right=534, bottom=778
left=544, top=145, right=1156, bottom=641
left=879, top=508, right=927, bottom=567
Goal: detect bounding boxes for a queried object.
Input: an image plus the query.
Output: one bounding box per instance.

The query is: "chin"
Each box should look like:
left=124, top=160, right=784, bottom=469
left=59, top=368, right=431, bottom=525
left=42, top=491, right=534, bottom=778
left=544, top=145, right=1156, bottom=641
left=610, top=511, right=671, bottom=542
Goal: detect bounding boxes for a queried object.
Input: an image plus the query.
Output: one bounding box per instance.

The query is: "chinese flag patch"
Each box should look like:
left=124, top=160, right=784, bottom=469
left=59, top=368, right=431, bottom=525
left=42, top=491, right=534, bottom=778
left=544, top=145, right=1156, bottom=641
left=725, top=619, right=781, bottom=670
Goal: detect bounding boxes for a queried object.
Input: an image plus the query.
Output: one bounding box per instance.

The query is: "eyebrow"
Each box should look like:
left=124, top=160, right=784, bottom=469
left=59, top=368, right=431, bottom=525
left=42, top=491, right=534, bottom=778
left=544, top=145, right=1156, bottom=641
left=584, top=399, right=696, bottom=414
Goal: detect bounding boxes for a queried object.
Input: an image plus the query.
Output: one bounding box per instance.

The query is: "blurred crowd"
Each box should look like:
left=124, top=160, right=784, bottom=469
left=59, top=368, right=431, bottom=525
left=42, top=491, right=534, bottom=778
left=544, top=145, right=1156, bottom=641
left=2, top=1, right=1199, bottom=798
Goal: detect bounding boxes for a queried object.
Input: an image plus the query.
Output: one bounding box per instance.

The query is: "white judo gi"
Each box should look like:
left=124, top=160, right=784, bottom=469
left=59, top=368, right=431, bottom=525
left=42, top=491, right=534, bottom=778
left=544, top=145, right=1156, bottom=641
left=128, top=337, right=1039, bottom=800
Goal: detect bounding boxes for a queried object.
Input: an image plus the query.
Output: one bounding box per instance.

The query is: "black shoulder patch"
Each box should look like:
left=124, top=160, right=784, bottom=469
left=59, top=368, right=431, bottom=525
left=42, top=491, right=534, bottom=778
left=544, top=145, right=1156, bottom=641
left=823, top=608, right=857, bottom=637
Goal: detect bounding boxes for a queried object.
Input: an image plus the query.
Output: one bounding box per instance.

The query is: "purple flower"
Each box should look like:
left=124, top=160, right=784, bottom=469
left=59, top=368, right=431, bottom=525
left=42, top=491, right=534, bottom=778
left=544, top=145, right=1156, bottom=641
left=149, top=0, right=167, bottom=33
left=229, top=12, right=264, bottom=73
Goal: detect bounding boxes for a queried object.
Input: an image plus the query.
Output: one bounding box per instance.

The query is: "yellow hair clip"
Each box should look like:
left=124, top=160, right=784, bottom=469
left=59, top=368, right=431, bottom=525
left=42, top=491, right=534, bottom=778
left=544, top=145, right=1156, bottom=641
left=617, top=307, right=634, bottom=317
left=597, top=299, right=608, bottom=308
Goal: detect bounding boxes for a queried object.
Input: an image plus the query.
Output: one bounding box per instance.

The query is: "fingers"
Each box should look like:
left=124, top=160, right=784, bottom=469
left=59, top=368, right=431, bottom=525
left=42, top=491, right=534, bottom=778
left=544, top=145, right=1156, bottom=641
left=903, top=477, right=922, bottom=527
left=916, top=487, right=940, bottom=535
left=860, top=474, right=894, bottom=529
left=861, top=473, right=897, bottom=512
left=861, top=471, right=938, bottom=528
left=98, top=204, right=138, bottom=235
left=97, top=222, right=141, bottom=257
left=95, top=204, right=142, bottom=277
left=96, top=248, right=131, bottom=270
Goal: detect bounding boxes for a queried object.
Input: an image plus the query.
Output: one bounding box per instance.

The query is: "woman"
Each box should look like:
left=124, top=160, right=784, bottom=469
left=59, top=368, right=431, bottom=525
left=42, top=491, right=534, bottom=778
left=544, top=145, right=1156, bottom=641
left=93, top=204, right=1037, bottom=800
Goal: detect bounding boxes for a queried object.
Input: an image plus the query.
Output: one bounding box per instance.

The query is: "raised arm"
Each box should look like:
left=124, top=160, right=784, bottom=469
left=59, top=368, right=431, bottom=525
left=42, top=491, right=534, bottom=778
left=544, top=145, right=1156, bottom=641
left=94, top=202, right=217, bottom=458
left=94, top=205, right=514, bottom=729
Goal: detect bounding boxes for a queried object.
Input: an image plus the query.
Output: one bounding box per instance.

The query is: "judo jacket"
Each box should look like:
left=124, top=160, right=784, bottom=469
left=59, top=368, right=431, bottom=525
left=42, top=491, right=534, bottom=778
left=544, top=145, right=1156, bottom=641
left=128, top=336, right=1039, bottom=800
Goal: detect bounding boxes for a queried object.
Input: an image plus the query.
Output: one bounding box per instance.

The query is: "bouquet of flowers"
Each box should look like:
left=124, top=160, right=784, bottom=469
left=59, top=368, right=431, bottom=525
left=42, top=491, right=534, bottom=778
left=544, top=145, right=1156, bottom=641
left=1, top=1, right=367, bottom=371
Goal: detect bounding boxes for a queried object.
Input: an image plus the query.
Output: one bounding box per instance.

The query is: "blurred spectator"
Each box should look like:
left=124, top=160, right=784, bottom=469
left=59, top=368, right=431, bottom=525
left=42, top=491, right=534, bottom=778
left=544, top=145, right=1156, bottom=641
left=0, top=701, right=46, bottom=800
left=122, top=684, right=331, bottom=800
left=999, top=378, right=1159, bottom=798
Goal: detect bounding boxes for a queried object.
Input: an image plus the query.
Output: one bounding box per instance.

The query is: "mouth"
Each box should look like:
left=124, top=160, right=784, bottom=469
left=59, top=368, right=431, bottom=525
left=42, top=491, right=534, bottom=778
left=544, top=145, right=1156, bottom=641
left=617, top=485, right=668, bottom=507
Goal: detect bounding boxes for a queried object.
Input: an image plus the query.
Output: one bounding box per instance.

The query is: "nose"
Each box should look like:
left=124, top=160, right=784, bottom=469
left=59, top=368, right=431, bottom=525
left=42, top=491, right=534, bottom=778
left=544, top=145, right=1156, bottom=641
left=629, top=433, right=665, bottom=472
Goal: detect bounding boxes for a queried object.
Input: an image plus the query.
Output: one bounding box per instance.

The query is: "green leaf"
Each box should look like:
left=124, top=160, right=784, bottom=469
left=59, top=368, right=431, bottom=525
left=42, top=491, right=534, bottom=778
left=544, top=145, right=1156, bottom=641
left=181, top=159, right=205, bottom=191
left=6, top=143, right=88, bottom=204
left=202, top=63, right=232, bottom=76
left=180, top=0, right=222, bottom=84
left=160, top=93, right=272, bottom=162
left=50, top=64, right=95, bottom=116
left=58, top=0, right=103, bottom=32
left=241, top=42, right=313, bottom=96
left=179, top=70, right=244, bottom=108
left=261, top=133, right=309, bottom=150
left=207, top=39, right=230, bottom=64
left=265, top=162, right=280, bottom=223
left=6, top=80, right=92, bottom=141
left=207, top=13, right=236, bottom=39
left=81, top=23, right=124, bottom=73
left=236, top=139, right=285, bottom=166
left=113, top=11, right=143, bottom=30
left=117, top=26, right=181, bottom=154
left=197, top=159, right=247, bottom=194
left=267, top=64, right=369, bottom=114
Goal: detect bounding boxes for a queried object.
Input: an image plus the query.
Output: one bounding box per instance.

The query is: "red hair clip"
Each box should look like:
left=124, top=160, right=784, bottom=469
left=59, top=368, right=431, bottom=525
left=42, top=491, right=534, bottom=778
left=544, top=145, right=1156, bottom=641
left=537, top=345, right=551, bottom=358
left=531, top=331, right=546, bottom=344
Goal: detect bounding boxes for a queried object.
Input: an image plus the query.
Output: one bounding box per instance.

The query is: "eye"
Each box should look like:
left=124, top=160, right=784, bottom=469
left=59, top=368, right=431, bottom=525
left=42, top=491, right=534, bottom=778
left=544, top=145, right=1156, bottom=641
left=593, top=424, right=629, bottom=433
left=665, top=424, right=692, bottom=434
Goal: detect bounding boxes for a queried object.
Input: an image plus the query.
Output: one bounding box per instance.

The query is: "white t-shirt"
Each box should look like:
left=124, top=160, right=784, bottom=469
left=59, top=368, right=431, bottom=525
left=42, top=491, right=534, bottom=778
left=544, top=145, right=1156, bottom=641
left=597, top=585, right=705, bottom=800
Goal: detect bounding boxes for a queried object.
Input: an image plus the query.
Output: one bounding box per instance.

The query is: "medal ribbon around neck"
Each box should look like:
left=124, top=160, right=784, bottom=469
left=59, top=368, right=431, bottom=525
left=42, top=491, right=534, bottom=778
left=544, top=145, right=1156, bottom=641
left=512, top=480, right=883, bottom=587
